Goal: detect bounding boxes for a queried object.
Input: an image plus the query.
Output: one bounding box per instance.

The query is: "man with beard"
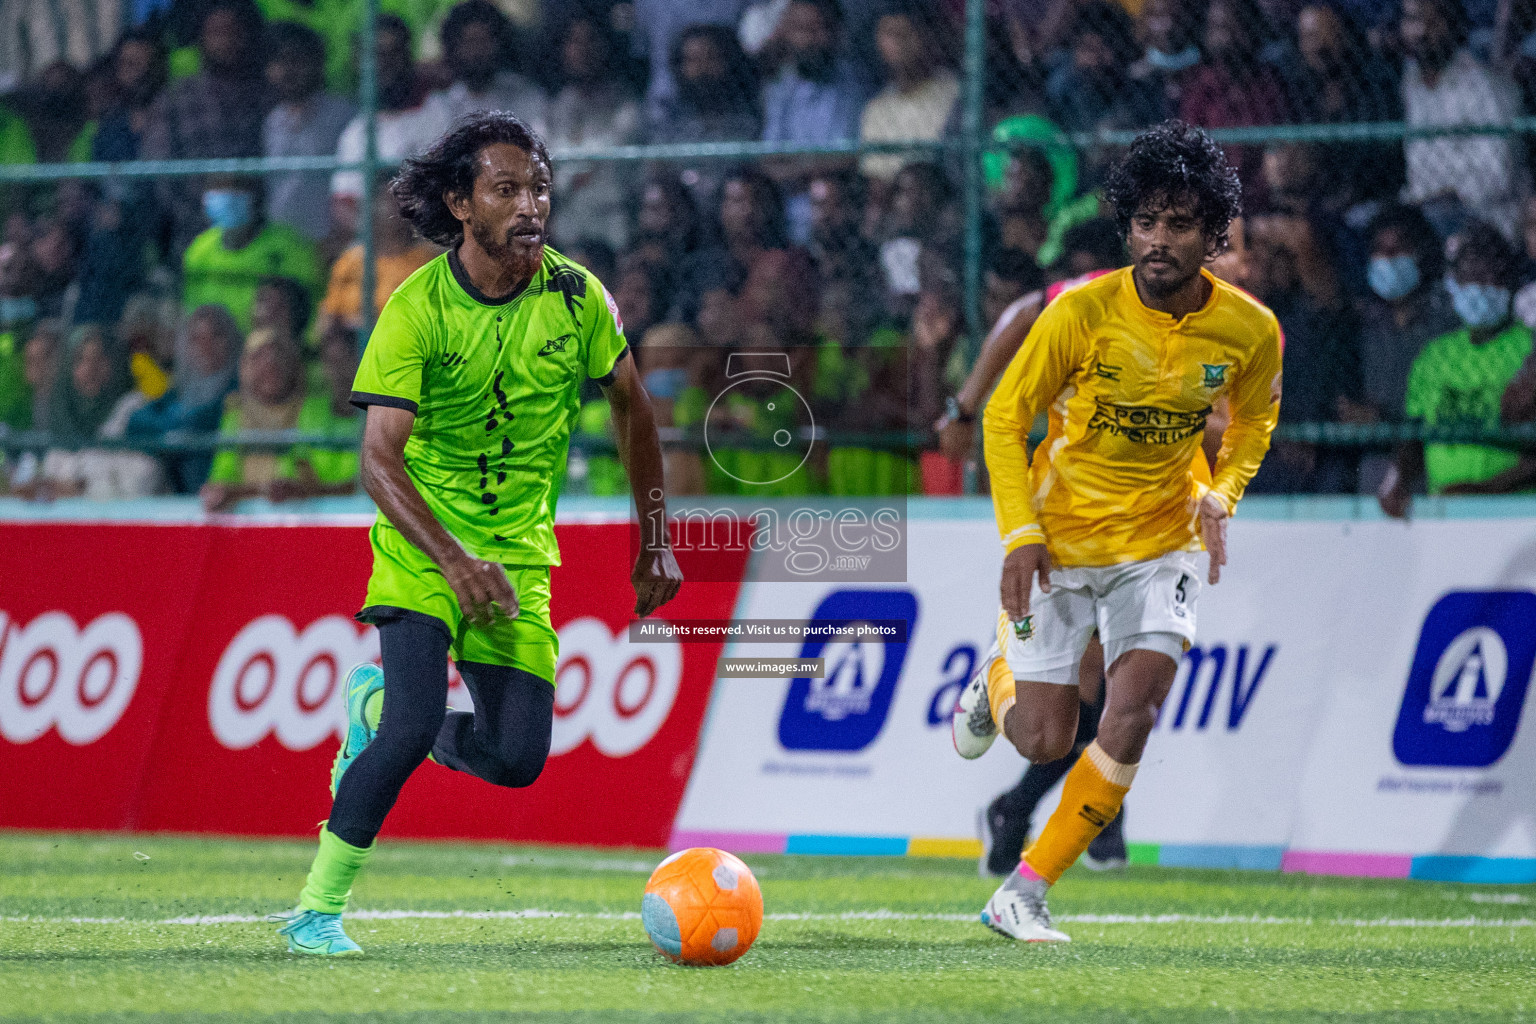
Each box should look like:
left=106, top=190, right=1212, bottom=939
left=760, top=0, right=869, bottom=244
left=274, top=112, right=683, bottom=956
left=951, top=122, right=1280, bottom=942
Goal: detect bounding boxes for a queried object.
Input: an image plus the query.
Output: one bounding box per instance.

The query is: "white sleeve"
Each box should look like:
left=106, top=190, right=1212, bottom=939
left=331, top=116, right=364, bottom=198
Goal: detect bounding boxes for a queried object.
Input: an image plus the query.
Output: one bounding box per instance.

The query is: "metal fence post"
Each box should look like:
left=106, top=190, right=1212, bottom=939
left=960, top=0, right=987, bottom=494
left=359, top=0, right=380, bottom=349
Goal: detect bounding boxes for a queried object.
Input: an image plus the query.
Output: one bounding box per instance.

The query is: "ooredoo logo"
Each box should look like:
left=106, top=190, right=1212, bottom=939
left=0, top=609, right=143, bottom=745
left=208, top=615, right=379, bottom=751
left=552, top=617, right=681, bottom=757
left=1394, top=591, right=1536, bottom=768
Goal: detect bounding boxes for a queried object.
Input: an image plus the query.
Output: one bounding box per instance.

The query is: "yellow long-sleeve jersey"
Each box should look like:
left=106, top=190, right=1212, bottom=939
left=983, top=267, right=1282, bottom=568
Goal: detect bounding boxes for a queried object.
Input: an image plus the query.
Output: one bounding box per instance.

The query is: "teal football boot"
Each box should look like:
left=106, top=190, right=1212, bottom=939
left=331, top=664, right=384, bottom=797
left=272, top=908, right=363, bottom=956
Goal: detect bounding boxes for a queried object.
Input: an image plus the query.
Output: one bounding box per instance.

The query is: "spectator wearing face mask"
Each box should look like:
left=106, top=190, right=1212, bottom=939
left=1381, top=221, right=1536, bottom=514
left=1346, top=204, right=1458, bottom=493
left=759, top=0, right=869, bottom=245
left=182, top=175, right=322, bottom=332
left=142, top=0, right=270, bottom=254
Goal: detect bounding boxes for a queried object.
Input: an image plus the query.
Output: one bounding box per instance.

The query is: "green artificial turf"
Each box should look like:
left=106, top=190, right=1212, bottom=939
left=2, top=832, right=1533, bottom=1022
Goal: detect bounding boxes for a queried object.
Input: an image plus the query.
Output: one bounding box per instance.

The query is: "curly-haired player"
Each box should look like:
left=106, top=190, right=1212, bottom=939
left=950, top=121, right=1281, bottom=941
left=271, top=112, right=682, bottom=955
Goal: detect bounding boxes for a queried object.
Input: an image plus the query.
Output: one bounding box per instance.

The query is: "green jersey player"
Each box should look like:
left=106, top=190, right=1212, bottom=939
left=273, top=113, right=682, bottom=956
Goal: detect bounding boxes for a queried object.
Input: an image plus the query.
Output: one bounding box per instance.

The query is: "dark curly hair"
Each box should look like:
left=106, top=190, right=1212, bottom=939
left=1102, top=120, right=1242, bottom=258
left=1452, top=220, right=1521, bottom=289
left=391, top=112, right=550, bottom=246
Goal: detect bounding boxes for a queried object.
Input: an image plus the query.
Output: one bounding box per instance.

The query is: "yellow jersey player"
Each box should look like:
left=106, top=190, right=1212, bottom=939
left=951, top=121, right=1281, bottom=942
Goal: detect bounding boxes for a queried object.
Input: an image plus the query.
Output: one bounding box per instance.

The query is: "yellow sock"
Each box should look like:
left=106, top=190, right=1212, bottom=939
left=986, top=656, right=1016, bottom=726
left=1021, top=741, right=1137, bottom=884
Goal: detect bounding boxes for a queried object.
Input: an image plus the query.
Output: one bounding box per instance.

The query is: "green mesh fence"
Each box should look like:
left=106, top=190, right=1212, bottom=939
left=0, top=0, right=1534, bottom=501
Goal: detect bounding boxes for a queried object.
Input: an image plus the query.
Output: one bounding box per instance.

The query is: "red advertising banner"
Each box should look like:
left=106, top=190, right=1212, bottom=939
left=0, top=519, right=749, bottom=847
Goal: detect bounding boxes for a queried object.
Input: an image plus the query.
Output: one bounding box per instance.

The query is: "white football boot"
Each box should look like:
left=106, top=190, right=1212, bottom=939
left=980, top=872, right=1071, bottom=943
left=952, top=642, right=1003, bottom=759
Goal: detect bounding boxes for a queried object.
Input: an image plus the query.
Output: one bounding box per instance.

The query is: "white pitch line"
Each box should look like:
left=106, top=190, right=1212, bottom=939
left=4, top=910, right=1535, bottom=929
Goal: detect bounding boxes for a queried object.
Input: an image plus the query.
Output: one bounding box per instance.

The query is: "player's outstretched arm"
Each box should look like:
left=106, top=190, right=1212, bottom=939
left=359, top=404, right=517, bottom=625
left=603, top=354, right=683, bottom=618
left=935, top=290, right=1045, bottom=462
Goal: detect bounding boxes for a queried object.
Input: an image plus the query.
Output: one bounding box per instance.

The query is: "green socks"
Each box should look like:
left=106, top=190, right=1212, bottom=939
left=298, top=826, right=373, bottom=915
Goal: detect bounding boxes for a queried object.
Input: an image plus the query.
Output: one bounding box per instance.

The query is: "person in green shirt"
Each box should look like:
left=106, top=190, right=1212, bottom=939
left=201, top=327, right=363, bottom=509
left=274, top=112, right=682, bottom=958
left=1381, top=221, right=1536, bottom=515
left=182, top=175, right=323, bottom=331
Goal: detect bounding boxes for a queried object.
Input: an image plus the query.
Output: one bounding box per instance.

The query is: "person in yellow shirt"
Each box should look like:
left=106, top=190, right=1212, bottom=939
left=316, top=184, right=441, bottom=339
left=951, top=121, right=1281, bottom=942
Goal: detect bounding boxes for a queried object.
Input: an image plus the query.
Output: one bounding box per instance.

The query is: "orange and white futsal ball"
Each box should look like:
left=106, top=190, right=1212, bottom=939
left=641, top=847, right=763, bottom=965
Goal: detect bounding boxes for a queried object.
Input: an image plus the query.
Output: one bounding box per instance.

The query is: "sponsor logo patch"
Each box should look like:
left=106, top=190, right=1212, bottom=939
left=1393, top=591, right=1536, bottom=768
left=1087, top=400, right=1210, bottom=444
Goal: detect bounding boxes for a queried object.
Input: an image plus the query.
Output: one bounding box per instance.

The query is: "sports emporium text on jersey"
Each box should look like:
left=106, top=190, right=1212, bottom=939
left=1086, top=400, right=1212, bottom=444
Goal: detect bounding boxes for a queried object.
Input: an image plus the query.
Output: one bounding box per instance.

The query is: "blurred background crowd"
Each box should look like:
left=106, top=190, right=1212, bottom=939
left=1, top=0, right=1534, bottom=505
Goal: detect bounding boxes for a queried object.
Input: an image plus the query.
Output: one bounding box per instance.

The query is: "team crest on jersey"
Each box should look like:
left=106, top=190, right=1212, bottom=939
left=1012, top=615, right=1034, bottom=642
left=1202, top=363, right=1230, bottom=388
left=538, top=333, right=574, bottom=356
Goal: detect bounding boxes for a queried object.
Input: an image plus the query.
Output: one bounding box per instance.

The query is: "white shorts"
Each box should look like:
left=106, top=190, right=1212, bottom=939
left=996, top=550, right=1202, bottom=686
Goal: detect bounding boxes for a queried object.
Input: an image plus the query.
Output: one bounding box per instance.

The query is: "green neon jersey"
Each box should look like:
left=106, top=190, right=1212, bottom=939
left=351, top=246, right=629, bottom=564
left=1405, top=322, right=1532, bottom=493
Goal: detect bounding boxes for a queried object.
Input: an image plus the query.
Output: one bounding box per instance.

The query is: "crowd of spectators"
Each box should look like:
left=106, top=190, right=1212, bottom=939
left=0, top=0, right=1533, bottom=504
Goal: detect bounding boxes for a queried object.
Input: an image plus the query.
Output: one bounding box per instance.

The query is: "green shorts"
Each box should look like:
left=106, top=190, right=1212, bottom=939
left=357, top=521, right=558, bottom=684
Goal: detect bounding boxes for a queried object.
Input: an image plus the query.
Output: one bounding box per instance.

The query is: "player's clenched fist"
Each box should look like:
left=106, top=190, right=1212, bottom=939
left=632, top=546, right=683, bottom=618
left=1000, top=543, right=1051, bottom=622
left=443, top=555, right=520, bottom=625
